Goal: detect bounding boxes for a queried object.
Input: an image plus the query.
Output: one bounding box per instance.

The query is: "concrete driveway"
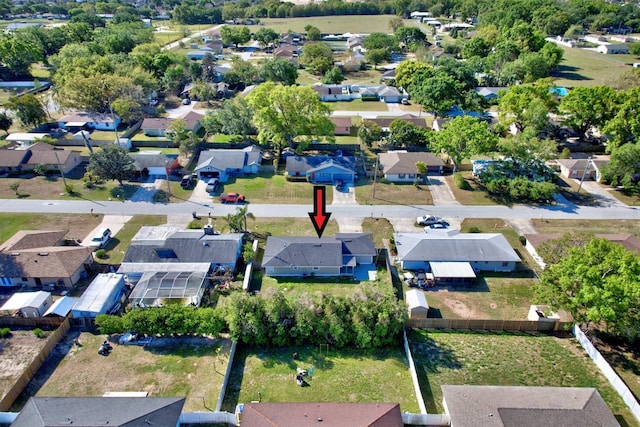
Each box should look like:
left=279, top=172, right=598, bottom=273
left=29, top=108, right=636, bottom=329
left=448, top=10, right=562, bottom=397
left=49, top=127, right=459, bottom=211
left=80, top=215, right=132, bottom=247
left=331, top=183, right=357, bottom=205
left=189, top=179, right=214, bottom=204
left=576, top=180, right=628, bottom=208
left=426, top=175, right=459, bottom=205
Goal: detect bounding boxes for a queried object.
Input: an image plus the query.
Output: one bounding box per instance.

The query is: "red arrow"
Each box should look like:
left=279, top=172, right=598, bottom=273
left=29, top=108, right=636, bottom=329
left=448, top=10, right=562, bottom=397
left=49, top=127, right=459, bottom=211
left=308, top=185, right=332, bottom=238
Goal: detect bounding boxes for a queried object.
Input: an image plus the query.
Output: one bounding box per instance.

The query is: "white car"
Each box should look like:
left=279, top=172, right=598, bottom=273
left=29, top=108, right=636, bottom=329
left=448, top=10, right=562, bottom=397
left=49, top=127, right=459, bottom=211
left=416, top=215, right=443, bottom=226
left=89, top=227, right=111, bottom=249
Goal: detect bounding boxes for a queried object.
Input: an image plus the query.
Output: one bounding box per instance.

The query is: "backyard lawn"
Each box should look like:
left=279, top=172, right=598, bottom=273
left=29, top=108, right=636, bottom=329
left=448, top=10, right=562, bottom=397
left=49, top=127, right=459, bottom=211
left=256, top=272, right=392, bottom=299
left=408, top=330, right=635, bottom=425
left=97, top=215, right=167, bottom=264
left=354, top=179, right=433, bottom=206
left=0, top=213, right=102, bottom=245
left=552, top=46, right=636, bottom=87
left=222, top=344, right=420, bottom=413
left=35, top=332, right=231, bottom=412
left=249, top=217, right=339, bottom=239
left=361, top=217, right=394, bottom=247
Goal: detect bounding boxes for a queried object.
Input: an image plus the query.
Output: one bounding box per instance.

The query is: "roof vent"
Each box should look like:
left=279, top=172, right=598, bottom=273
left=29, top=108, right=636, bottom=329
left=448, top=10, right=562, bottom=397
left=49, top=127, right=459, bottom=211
left=38, top=252, right=49, bottom=256
left=313, top=244, right=321, bottom=247
left=10, top=252, right=20, bottom=256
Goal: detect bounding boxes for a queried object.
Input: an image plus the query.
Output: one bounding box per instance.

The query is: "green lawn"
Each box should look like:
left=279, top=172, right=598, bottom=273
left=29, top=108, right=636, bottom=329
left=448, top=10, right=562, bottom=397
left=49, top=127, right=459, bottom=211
left=222, top=344, right=420, bottom=413
left=98, top=215, right=167, bottom=264
left=327, top=99, right=390, bottom=112
left=362, top=217, right=394, bottom=247
left=552, top=46, right=636, bottom=87
left=417, top=277, right=536, bottom=320
left=246, top=16, right=418, bottom=35
left=531, top=219, right=640, bottom=237
left=354, top=178, right=433, bottom=206
left=248, top=217, right=340, bottom=239
left=0, top=213, right=102, bottom=246
left=408, top=330, right=635, bottom=425
left=444, top=172, right=499, bottom=206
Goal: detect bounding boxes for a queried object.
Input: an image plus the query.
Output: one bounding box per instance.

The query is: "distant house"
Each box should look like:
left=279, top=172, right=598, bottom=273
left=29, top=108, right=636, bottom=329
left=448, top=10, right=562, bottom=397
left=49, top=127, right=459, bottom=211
left=556, top=158, right=609, bottom=182
left=241, top=402, right=403, bottom=427
left=378, top=150, right=444, bottom=182
left=380, top=69, right=396, bottom=82
left=394, top=230, right=520, bottom=274
left=4, top=133, right=51, bottom=147
left=194, top=145, right=263, bottom=182
left=58, top=112, right=120, bottom=131
left=368, top=114, right=427, bottom=132
left=474, top=86, right=507, bottom=100
left=205, top=39, right=224, bottom=54
left=263, top=234, right=376, bottom=277
left=441, top=385, right=619, bottom=427
left=312, top=84, right=353, bottom=102
left=597, top=43, right=630, bottom=54
left=12, top=397, right=185, bottom=427
left=376, top=86, right=403, bottom=103
left=346, top=35, right=363, bottom=49
left=273, top=44, right=300, bottom=65
left=330, top=117, right=352, bottom=135
left=0, top=230, right=93, bottom=288
left=180, top=111, right=204, bottom=133
left=71, top=273, right=126, bottom=323
left=285, top=155, right=357, bottom=184
left=0, top=291, right=53, bottom=317
left=406, top=289, right=429, bottom=319
left=186, top=50, right=210, bottom=60
left=129, top=151, right=180, bottom=178
left=0, top=149, right=30, bottom=174
left=141, top=117, right=173, bottom=137
left=23, top=143, right=82, bottom=174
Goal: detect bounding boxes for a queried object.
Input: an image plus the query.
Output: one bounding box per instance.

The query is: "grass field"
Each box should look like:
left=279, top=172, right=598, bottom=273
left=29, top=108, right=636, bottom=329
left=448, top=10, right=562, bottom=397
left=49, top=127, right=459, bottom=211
left=531, top=218, right=640, bottom=237
left=35, top=332, right=231, bottom=412
left=552, top=46, right=637, bottom=87
left=247, top=16, right=418, bottom=35
left=444, top=172, right=499, bottom=206
left=257, top=272, right=391, bottom=298
left=222, top=344, right=420, bottom=413
left=417, top=277, right=536, bottom=320
left=0, top=213, right=102, bottom=245
left=408, top=330, right=635, bottom=425
left=98, top=215, right=166, bottom=264
left=361, top=217, right=394, bottom=247
left=597, top=341, right=640, bottom=403
left=354, top=179, right=434, bottom=206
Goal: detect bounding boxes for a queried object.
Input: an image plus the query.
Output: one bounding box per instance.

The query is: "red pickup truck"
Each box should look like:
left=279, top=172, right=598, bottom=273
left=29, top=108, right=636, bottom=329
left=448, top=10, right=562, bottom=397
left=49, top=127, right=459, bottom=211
left=219, top=192, right=245, bottom=203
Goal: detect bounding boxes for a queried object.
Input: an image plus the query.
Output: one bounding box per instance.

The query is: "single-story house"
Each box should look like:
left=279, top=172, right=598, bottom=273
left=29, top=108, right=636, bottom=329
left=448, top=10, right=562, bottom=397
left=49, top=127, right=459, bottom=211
left=346, top=35, right=363, bottom=49
left=312, top=84, right=353, bottom=102
left=556, top=158, right=609, bottom=182
left=524, top=232, right=640, bottom=269
left=330, top=117, right=352, bottom=135
left=141, top=117, right=173, bottom=137
left=186, top=50, right=211, bottom=60
left=58, top=113, right=121, bottom=131
left=380, top=69, right=396, bottom=82
left=4, top=133, right=51, bottom=147
left=441, top=385, right=619, bottom=427
left=23, top=143, right=82, bottom=174
left=129, top=151, right=180, bottom=178
left=394, top=230, right=520, bottom=273
left=205, top=39, right=224, bottom=54
left=406, top=289, right=429, bottom=319
left=285, top=155, right=357, bottom=184
left=194, top=145, right=263, bottom=182
left=273, top=44, right=300, bottom=62
left=180, top=111, right=204, bottom=133
left=43, top=295, right=76, bottom=318
left=12, top=397, right=185, bottom=427
left=0, top=291, right=53, bottom=317
left=376, top=86, right=403, bottom=103
left=263, top=233, right=376, bottom=277
left=378, top=150, right=444, bottom=182
left=597, top=43, right=630, bottom=54
left=367, top=114, right=428, bottom=132
left=0, top=230, right=93, bottom=288
left=71, top=273, right=126, bottom=322
left=474, top=86, right=507, bottom=100
left=0, top=149, right=30, bottom=174
left=241, top=402, right=403, bottom=427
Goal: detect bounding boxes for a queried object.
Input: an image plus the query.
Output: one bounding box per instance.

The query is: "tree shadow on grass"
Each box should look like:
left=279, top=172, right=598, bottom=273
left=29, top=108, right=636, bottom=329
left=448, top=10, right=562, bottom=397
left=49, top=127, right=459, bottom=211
left=550, top=65, right=592, bottom=82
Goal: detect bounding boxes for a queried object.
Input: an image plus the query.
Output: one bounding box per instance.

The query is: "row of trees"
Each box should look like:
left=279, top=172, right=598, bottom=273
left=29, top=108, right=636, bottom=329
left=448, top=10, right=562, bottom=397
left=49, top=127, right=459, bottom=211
left=95, top=286, right=407, bottom=349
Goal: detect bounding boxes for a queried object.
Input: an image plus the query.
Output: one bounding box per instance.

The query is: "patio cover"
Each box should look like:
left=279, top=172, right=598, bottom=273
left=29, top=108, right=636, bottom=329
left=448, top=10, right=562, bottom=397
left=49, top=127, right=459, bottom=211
left=65, top=121, right=87, bottom=127
left=429, top=262, right=476, bottom=279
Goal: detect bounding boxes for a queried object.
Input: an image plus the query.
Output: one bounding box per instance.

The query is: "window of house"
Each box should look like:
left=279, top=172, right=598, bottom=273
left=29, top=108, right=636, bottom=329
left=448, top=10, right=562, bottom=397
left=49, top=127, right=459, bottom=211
left=502, top=262, right=508, bottom=267
left=21, top=277, right=28, bottom=282
left=399, top=173, right=406, bottom=179
left=313, top=267, right=319, bottom=271
left=409, top=174, right=416, bottom=178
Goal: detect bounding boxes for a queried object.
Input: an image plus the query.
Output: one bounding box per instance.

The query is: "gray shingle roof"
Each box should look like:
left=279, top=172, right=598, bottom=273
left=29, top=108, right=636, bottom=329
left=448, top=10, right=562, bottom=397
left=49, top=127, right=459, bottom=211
left=195, top=146, right=262, bottom=173
left=285, top=155, right=356, bottom=174
left=12, top=396, right=185, bottom=427
left=442, top=386, right=619, bottom=427
left=0, top=149, right=30, bottom=167
left=379, top=151, right=443, bottom=174
left=336, top=233, right=376, bottom=256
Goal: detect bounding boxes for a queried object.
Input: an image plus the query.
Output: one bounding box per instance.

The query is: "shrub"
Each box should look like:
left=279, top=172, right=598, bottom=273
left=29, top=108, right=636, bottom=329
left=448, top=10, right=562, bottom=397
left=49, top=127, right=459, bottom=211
left=33, top=328, right=48, bottom=339
left=64, top=183, right=75, bottom=195
left=0, top=328, right=11, bottom=338
left=94, top=249, right=107, bottom=259
left=519, top=235, right=527, bottom=246
left=469, top=226, right=482, bottom=233
left=559, top=147, right=571, bottom=159
left=188, top=219, right=203, bottom=229
left=454, top=172, right=470, bottom=189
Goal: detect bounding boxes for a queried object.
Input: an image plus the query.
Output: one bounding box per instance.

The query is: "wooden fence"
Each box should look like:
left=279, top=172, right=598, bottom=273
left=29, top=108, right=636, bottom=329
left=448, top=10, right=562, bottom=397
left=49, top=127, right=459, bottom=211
left=0, top=316, right=66, bottom=329
left=0, top=317, right=71, bottom=411
left=406, top=318, right=572, bottom=332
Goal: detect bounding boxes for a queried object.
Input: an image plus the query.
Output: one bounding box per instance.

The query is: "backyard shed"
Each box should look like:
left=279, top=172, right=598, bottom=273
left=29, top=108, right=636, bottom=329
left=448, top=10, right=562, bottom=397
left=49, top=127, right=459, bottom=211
left=71, top=273, right=126, bottom=322
left=406, top=289, right=429, bottom=319
left=0, top=291, right=52, bottom=317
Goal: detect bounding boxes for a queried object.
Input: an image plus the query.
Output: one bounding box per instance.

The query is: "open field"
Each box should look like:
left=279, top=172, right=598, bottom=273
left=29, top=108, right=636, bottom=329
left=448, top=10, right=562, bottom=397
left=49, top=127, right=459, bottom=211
left=0, top=213, right=102, bottom=245
left=0, top=331, right=50, bottom=404
left=354, top=179, right=433, bottom=206
left=415, top=277, right=536, bottom=320
left=247, top=16, right=418, bottom=35
left=531, top=218, right=640, bottom=237
left=222, top=344, right=420, bottom=413
left=408, top=330, right=636, bottom=425
left=444, top=173, right=497, bottom=206
left=34, top=332, right=231, bottom=412
left=552, top=46, right=636, bottom=87
left=98, top=215, right=166, bottom=264
left=248, top=217, right=339, bottom=238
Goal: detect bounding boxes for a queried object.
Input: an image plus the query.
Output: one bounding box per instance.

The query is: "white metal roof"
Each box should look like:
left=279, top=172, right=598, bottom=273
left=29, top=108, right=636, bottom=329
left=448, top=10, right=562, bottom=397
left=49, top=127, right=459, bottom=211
left=118, top=263, right=210, bottom=274
left=43, top=296, right=76, bottom=317
left=406, top=289, right=429, bottom=310
left=73, top=273, right=124, bottom=314
left=1, top=291, right=51, bottom=311
left=430, top=262, right=476, bottom=278
left=6, top=133, right=50, bottom=141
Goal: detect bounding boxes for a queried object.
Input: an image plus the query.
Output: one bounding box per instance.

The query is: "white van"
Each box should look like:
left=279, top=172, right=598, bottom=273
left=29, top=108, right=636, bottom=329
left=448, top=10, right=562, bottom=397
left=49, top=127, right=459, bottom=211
left=89, top=227, right=111, bottom=249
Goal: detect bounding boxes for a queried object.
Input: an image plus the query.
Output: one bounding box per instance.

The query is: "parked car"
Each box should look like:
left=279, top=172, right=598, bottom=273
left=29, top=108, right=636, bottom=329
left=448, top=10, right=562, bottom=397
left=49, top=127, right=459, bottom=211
left=206, top=178, right=219, bottom=193
left=335, top=179, right=344, bottom=191
left=401, top=98, right=410, bottom=105
left=89, top=227, right=111, bottom=249
left=180, top=175, right=194, bottom=188
left=182, top=98, right=191, bottom=105
left=416, top=215, right=443, bottom=225
left=427, top=222, right=449, bottom=230
left=219, top=192, right=245, bottom=203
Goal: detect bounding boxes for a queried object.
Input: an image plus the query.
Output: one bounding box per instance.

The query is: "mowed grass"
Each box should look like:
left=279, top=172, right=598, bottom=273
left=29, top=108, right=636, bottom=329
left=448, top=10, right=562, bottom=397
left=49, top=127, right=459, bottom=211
left=444, top=172, right=499, bottom=206
left=98, top=215, right=167, bottom=264
left=257, top=271, right=391, bottom=298
left=362, top=217, right=394, bottom=247
left=418, top=277, right=536, bottom=320
left=531, top=218, right=640, bottom=237
left=0, top=213, right=102, bottom=245
left=408, top=330, right=635, bottom=424
left=36, top=333, right=231, bottom=412
left=216, top=172, right=334, bottom=204
left=247, top=15, right=418, bottom=35
left=249, top=217, right=339, bottom=238
left=222, top=344, right=420, bottom=413
left=552, top=46, right=635, bottom=87
left=354, top=179, right=433, bottom=206
left=327, top=99, right=390, bottom=112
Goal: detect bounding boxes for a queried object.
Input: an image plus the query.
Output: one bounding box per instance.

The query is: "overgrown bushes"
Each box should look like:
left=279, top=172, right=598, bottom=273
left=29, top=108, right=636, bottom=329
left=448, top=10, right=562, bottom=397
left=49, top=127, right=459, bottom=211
left=0, top=328, right=10, bottom=338
left=453, top=172, right=470, bottom=190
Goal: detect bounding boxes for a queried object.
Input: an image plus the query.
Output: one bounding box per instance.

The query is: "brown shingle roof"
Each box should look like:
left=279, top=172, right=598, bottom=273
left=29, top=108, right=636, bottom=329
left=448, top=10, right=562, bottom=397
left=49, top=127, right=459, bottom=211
left=0, top=230, right=67, bottom=252
left=379, top=151, right=444, bottom=174
left=27, top=148, right=79, bottom=166
left=241, top=402, right=403, bottom=427
left=1, top=246, right=92, bottom=278
left=0, top=149, right=30, bottom=167
left=180, top=111, right=204, bottom=131
left=141, top=117, right=173, bottom=130
left=367, top=114, right=427, bottom=129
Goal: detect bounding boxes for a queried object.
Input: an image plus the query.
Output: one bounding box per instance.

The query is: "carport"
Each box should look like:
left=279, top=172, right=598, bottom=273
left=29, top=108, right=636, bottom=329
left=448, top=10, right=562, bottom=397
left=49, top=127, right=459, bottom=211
left=429, top=261, right=476, bottom=286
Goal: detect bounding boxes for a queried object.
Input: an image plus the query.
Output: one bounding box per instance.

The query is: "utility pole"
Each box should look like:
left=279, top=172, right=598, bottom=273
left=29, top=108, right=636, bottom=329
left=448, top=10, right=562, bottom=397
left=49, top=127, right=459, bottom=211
left=53, top=149, right=68, bottom=189
left=372, top=154, right=379, bottom=199
left=577, top=156, right=592, bottom=193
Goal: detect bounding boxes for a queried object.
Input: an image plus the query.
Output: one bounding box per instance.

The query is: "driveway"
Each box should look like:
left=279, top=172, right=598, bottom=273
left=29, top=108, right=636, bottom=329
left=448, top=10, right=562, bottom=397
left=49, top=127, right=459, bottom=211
left=426, top=175, right=459, bottom=205
left=80, top=215, right=132, bottom=247
left=130, top=179, right=159, bottom=202
left=189, top=179, right=214, bottom=204
left=331, top=183, right=357, bottom=205
left=575, top=180, right=628, bottom=208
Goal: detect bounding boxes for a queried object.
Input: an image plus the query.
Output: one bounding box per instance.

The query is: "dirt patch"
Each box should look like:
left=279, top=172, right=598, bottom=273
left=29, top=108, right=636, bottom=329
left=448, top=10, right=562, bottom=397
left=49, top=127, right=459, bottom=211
left=0, top=331, right=49, bottom=401
left=441, top=297, right=482, bottom=319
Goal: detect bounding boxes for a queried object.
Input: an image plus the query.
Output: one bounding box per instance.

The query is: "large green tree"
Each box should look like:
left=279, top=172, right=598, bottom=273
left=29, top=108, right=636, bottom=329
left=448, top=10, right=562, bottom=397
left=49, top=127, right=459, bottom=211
left=219, top=25, right=251, bottom=49
left=259, top=58, right=298, bottom=86
left=253, top=27, right=278, bottom=48
left=411, top=72, right=464, bottom=117
left=535, top=238, right=640, bottom=342
left=0, top=33, right=42, bottom=78
left=358, top=120, right=384, bottom=147
left=603, top=86, right=640, bottom=152
left=5, top=94, right=46, bottom=128
left=203, top=97, right=255, bottom=142
left=246, top=82, right=334, bottom=160
left=600, top=142, right=640, bottom=194
left=88, top=144, right=134, bottom=185
left=432, top=116, right=497, bottom=171
left=498, top=81, right=557, bottom=133
left=299, top=42, right=334, bottom=75
left=559, top=86, right=617, bottom=138
left=387, top=120, right=429, bottom=148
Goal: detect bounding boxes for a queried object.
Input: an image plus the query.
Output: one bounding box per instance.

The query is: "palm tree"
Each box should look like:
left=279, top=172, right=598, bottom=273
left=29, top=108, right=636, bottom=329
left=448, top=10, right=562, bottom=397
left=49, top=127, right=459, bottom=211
left=236, top=205, right=255, bottom=232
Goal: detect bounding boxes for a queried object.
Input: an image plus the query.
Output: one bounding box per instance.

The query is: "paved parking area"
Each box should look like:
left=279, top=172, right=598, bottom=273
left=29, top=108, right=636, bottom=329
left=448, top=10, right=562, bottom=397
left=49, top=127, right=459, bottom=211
left=331, top=183, right=357, bottom=205
left=189, top=179, right=213, bottom=204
